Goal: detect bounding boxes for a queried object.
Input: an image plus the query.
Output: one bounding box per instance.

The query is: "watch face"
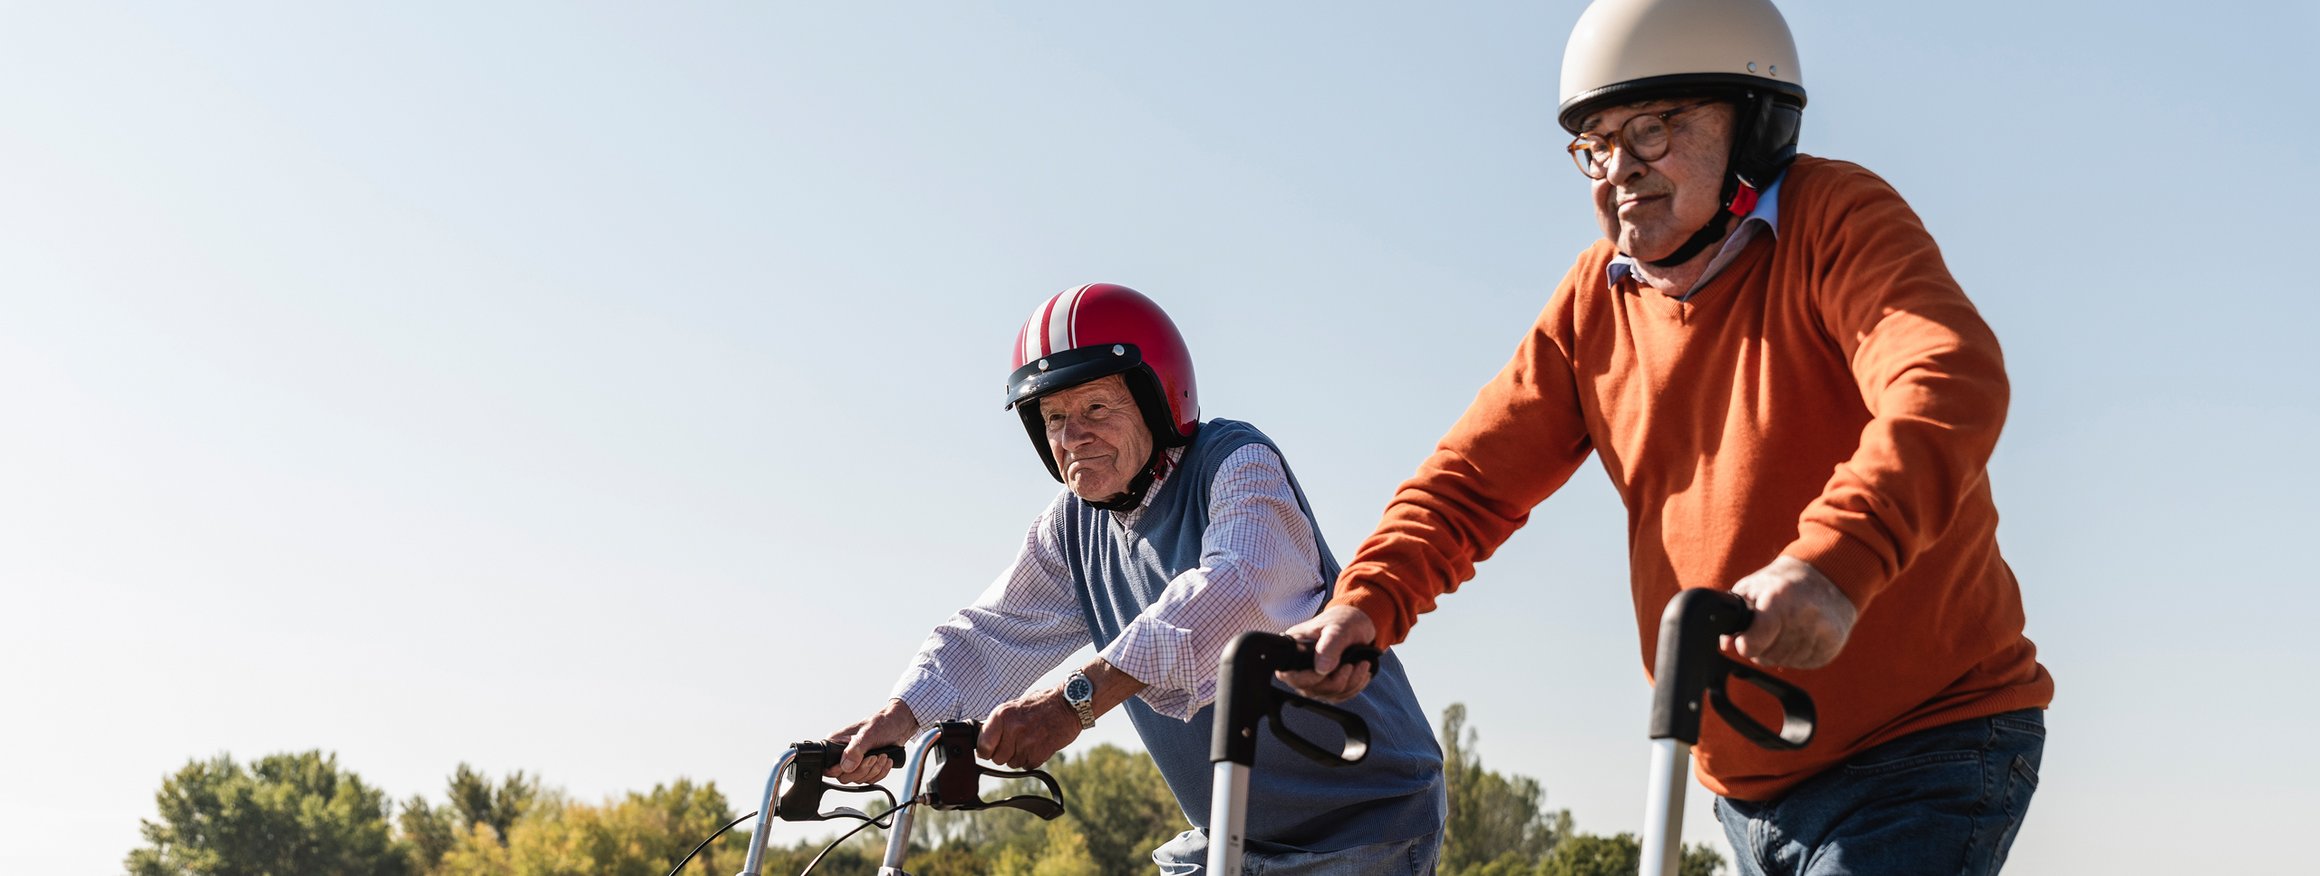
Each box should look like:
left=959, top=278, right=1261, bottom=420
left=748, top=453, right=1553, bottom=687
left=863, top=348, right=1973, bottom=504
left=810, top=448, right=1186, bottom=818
left=1065, top=673, right=1094, bottom=702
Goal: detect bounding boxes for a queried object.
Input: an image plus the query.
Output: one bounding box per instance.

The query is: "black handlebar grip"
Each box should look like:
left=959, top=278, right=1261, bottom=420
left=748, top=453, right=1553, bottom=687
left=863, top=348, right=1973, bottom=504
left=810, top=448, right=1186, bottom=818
left=1271, top=642, right=1381, bottom=674
left=775, top=741, right=907, bottom=822
left=1646, top=589, right=1817, bottom=750
left=1648, top=589, right=1754, bottom=745
left=1335, top=644, right=1383, bottom=674
left=1212, top=631, right=1382, bottom=769
left=789, top=740, right=907, bottom=769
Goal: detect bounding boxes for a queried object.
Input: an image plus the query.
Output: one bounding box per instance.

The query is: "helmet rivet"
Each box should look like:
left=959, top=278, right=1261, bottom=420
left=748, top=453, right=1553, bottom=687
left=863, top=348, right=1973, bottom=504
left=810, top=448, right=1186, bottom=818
left=1769, top=64, right=1779, bottom=77
left=1037, top=359, right=1050, bottom=371
left=1747, top=61, right=1757, bottom=73
left=1112, top=345, right=1126, bottom=356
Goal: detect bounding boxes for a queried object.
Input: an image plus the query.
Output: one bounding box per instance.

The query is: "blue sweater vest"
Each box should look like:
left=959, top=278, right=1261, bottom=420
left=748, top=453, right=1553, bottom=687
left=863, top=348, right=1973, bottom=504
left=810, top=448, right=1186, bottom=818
left=1056, top=419, right=1445, bottom=852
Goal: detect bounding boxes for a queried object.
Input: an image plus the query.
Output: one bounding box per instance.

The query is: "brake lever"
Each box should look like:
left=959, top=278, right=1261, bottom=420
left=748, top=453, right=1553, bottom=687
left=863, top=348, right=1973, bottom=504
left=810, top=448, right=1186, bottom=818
left=773, top=740, right=904, bottom=824
left=1271, top=693, right=1372, bottom=766
left=923, top=721, right=1067, bottom=820
left=1268, top=642, right=1378, bottom=766
left=1708, top=661, right=1817, bottom=751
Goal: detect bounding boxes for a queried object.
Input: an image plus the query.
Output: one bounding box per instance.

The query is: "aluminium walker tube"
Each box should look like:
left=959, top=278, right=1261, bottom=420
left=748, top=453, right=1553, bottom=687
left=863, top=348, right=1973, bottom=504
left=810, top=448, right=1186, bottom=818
left=1205, top=760, right=1253, bottom=874
left=877, top=724, right=948, bottom=876
left=1639, top=737, right=1690, bottom=876
left=736, top=747, right=802, bottom=876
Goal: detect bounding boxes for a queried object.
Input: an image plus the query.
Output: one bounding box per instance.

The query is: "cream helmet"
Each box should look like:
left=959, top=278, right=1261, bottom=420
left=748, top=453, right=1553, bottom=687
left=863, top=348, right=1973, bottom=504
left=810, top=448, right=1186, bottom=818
left=1557, top=0, right=1808, bottom=267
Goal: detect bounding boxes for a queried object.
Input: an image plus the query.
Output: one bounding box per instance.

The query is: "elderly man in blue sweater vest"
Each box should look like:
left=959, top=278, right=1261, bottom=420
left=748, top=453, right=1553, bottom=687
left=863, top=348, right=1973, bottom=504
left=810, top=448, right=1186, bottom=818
left=827, top=284, right=1446, bottom=874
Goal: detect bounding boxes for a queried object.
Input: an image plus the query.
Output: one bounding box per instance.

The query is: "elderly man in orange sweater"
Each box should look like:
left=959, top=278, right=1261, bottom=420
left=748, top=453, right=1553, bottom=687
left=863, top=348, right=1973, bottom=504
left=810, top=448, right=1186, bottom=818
left=1281, top=1, right=2054, bottom=874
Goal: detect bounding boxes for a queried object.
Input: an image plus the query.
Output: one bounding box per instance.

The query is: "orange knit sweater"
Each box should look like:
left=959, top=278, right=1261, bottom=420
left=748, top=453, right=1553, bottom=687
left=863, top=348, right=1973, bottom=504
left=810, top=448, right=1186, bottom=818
left=1332, top=156, right=2054, bottom=801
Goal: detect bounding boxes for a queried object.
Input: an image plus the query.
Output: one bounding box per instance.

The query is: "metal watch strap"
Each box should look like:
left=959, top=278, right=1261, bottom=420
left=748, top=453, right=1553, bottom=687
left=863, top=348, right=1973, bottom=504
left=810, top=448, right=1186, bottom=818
left=1065, top=671, right=1096, bottom=729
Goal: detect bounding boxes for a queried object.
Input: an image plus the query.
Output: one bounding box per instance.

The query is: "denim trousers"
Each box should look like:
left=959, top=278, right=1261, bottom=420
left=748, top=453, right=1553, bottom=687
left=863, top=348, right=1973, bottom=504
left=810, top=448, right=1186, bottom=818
left=1714, top=708, right=2045, bottom=876
left=1149, top=827, right=1443, bottom=876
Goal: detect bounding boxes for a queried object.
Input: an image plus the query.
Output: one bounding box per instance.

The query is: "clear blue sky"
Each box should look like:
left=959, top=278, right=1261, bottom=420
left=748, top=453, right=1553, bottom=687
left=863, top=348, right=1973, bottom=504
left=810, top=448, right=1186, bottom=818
left=4, top=2, right=2314, bottom=873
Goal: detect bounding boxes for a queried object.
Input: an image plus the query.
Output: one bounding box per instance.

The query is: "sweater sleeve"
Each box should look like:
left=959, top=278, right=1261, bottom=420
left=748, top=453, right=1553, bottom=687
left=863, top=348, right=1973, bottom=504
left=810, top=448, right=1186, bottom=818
left=1328, top=272, right=1599, bottom=647
left=1780, top=163, right=2010, bottom=610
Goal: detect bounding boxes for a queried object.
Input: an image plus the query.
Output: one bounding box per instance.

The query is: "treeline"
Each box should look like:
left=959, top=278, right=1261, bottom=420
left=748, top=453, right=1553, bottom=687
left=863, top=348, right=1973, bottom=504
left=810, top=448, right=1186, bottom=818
left=126, top=705, right=1722, bottom=876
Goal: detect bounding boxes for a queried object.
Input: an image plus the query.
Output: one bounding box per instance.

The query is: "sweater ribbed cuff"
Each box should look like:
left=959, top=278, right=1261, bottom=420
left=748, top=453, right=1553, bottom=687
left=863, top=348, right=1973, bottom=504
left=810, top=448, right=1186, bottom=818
left=1330, top=583, right=1414, bottom=650
left=1781, top=526, right=1893, bottom=611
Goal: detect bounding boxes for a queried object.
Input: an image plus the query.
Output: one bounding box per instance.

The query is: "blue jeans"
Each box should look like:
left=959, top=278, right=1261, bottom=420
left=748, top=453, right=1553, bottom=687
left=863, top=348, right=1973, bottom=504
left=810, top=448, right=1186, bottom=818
left=1149, top=827, right=1442, bottom=875
left=1714, top=709, right=2045, bottom=876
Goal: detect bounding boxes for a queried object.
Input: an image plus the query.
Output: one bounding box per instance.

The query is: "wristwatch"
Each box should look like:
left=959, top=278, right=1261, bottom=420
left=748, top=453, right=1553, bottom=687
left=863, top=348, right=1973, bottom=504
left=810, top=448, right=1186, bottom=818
left=1062, top=670, right=1097, bottom=729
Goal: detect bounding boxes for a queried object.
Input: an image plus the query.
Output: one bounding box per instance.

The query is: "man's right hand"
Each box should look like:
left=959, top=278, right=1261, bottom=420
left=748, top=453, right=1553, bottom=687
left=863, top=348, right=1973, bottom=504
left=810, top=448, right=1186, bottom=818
left=826, top=699, right=918, bottom=785
left=1275, top=604, right=1380, bottom=703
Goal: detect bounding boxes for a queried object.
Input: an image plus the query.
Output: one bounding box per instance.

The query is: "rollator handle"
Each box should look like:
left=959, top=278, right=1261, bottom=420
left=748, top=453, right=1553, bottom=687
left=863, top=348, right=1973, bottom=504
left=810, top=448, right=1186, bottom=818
left=1210, top=631, right=1378, bottom=769
left=773, top=740, right=906, bottom=823
left=1648, top=589, right=1815, bottom=750
left=739, top=739, right=909, bottom=876
left=923, top=721, right=1067, bottom=820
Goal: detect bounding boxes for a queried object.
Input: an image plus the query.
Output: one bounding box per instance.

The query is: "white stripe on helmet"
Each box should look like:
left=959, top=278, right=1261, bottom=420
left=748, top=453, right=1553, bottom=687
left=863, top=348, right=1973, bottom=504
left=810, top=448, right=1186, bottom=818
left=1024, top=296, right=1054, bottom=361
left=1048, top=284, right=1089, bottom=356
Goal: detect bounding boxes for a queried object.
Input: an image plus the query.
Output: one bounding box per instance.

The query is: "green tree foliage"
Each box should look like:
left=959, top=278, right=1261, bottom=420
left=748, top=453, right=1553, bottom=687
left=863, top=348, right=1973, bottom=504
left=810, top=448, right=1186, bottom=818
left=402, top=763, right=543, bottom=874
left=399, top=798, right=460, bottom=874
left=913, top=743, right=1185, bottom=876
left=987, top=819, right=1100, bottom=876
left=448, top=763, right=540, bottom=844
left=433, top=823, right=512, bottom=875
left=1535, top=831, right=1637, bottom=876
left=1044, top=745, right=1182, bottom=875
left=904, top=842, right=988, bottom=876
left=1439, top=703, right=1569, bottom=875
left=125, top=750, right=408, bottom=876
left=1534, top=832, right=1721, bottom=876
left=726, top=830, right=881, bottom=876
left=1676, top=839, right=1726, bottom=876
left=1436, top=704, right=1726, bottom=876
left=135, top=705, right=1726, bottom=876
left=431, top=780, right=737, bottom=876
left=632, top=779, right=742, bottom=875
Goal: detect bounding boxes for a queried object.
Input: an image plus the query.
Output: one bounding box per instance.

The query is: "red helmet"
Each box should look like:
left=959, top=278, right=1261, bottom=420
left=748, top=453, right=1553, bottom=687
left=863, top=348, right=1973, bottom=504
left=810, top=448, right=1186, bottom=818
left=1005, top=283, right=1199, bottom=482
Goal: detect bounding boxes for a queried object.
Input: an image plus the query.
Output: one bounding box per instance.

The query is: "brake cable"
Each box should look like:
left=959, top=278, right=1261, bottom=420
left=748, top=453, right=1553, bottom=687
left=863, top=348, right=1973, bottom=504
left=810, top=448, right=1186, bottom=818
left=672, top=724, right=1069, bottom=876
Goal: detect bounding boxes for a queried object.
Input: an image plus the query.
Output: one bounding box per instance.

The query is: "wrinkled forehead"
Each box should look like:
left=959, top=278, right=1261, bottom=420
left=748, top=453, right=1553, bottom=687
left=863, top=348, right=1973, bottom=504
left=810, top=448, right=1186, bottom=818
left=1040, top=373, right=1134, bottom=407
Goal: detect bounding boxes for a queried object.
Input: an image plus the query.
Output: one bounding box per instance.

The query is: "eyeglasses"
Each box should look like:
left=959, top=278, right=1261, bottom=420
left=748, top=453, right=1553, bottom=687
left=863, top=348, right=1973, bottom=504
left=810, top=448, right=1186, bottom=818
left=1566, top=101, right=1717, bottom=180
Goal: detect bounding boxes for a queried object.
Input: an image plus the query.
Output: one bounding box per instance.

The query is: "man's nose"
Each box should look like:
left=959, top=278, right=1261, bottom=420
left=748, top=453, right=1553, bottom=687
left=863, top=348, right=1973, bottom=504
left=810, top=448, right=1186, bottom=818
left=1602, top=140, right=1650, bottom=184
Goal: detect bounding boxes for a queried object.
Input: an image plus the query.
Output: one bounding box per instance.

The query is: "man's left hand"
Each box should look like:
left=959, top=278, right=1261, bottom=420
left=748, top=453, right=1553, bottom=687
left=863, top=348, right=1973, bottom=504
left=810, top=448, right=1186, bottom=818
left=1276, top=604, right=1379, bottom=704
left=1727, top=556, right=1859, bottom=670
left=978, top=687, right=1083, bottom=769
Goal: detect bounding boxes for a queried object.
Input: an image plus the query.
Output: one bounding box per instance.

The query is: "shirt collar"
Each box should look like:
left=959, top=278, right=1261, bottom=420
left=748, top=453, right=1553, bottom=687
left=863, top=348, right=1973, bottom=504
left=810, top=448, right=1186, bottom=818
left=1605, top=172, right=1784, bottom=292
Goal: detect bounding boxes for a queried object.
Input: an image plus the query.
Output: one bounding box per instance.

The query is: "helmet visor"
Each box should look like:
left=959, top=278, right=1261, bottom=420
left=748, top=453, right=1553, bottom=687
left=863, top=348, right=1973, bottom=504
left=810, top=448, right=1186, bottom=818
left=1005, top=343, right=1144, bottom=410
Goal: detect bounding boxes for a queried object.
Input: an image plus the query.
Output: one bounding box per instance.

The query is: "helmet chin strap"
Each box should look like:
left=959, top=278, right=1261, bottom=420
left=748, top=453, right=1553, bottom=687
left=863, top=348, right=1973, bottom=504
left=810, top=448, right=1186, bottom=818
left=1643, top=93, right=1777, bottom=270
left=1085, top=445, right=1169, bottom=512
left=1642, top=207, right=1735, bottom=269
left=1643, top=166, right=1758, bottom=268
